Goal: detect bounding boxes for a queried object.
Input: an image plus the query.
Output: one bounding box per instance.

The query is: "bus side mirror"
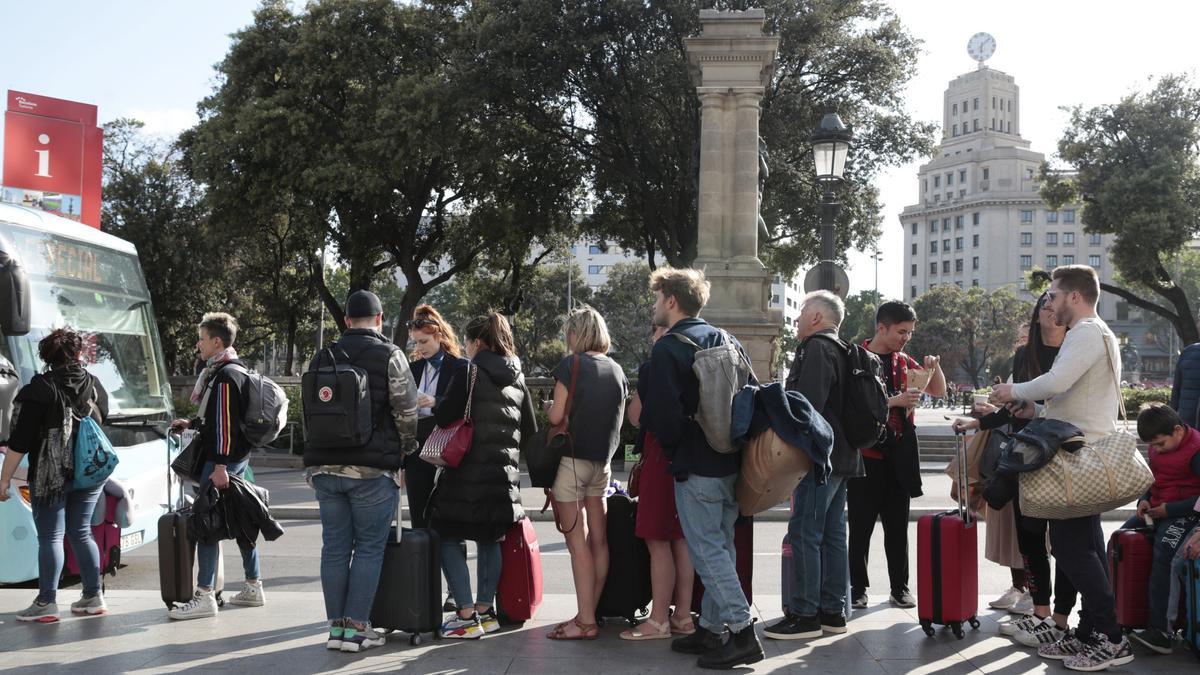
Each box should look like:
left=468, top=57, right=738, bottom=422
left=0, top=248, right=30, bottom=336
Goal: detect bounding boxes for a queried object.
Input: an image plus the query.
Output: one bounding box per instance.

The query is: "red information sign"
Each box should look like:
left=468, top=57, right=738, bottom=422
left=2, top=90, right=102, bottom=228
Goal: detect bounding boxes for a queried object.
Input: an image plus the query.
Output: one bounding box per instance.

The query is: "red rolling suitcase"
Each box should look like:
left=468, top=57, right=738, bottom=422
left=497, top=517, right=543, bottom=623
left=1108, top=528, right=1152, bottom=629
left=917, top=431, right=979, bottom=639
left=692, top=515, right=754, bottom=614
left=65, top=494, right=121, bottom=577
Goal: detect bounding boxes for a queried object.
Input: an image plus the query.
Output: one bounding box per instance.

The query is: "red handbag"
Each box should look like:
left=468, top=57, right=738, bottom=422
left=419, top=364, right=477, bottom=468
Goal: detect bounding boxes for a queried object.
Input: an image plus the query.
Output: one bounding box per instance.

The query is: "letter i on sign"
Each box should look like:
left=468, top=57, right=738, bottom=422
left=35, top=134, right=52, bottom=178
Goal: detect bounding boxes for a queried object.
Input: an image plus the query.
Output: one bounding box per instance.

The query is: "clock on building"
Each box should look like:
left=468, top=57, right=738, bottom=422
left=967, top=32, right=996, bottom=64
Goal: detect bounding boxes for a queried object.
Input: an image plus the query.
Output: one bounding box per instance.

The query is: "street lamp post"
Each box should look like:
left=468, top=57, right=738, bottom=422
left=809, top=111, right=853, bottom=292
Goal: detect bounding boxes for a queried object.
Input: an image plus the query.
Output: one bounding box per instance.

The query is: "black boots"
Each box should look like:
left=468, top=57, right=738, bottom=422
left=696, top=621, right=765, bottom=670
left=671, top=625, right=724, bottom=654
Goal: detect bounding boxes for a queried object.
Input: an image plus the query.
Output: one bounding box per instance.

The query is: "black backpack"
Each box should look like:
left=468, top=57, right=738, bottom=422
left=800, top=334, right=889, bottom=450
left=301, top=347, right=373, bottom=449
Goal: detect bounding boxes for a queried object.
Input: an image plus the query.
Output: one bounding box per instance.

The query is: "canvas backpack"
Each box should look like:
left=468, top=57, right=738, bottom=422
left=799, top=334, right=889, bottom=450
left=301, top=347, right=372, bottom=450
left=670, top=329, right=755, bottom=454
left=223, top=363, right=289, bottom=448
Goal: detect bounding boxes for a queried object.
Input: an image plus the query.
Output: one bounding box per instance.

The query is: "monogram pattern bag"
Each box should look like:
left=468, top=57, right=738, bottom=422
left=420, top=364, right=477, bottom=468
left=1019, top=334, right=1153, bottom=520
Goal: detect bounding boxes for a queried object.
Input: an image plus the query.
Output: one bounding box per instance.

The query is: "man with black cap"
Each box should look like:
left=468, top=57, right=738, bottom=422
left=304, top=290, right=419, bottom=653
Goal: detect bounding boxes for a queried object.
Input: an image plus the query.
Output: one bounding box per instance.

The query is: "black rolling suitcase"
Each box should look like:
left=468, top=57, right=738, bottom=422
left=595, top=493, right=651, bottom=624
left=370, top=492, right=442, bottom=645
left=159, top=432, right=194, bottom=609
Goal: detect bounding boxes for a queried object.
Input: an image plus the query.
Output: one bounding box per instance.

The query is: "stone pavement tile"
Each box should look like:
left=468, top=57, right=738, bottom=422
left=0, top=647, right=161, bottom=672
left=761, top=630, right=872, bottom=660
left=876, top=654, right=981, bottom=674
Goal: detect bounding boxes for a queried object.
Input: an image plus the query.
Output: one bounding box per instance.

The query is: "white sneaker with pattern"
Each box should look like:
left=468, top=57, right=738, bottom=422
left=168, top=588, right=219, bottom=620
left=229, top=580, right=265, bottom=607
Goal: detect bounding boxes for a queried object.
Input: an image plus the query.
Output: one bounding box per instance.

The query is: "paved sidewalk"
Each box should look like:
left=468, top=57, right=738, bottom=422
left=2, top=589, right=1195, bottom=673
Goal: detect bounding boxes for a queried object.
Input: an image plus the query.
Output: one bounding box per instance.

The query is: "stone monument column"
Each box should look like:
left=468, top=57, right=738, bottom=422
left=685, top=9, right=782, bottom=381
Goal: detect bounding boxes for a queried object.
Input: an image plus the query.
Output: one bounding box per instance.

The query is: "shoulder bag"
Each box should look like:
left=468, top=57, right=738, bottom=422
left=419, top=363, right=477, bottom=468
left=525, top=354, right=580, bottom=490
left=1018, top=334, right=1154, bottom=519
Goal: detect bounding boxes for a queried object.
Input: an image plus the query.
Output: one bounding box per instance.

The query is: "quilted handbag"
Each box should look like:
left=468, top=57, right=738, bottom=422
left=1018, top=339, right=1153, bottom=519
left=420, top=364, right=477, bottom=468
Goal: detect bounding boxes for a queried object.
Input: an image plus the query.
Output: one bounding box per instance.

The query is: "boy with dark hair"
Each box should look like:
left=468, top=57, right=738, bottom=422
left=847, top=300, right=944, bottom=610
left=1125, top=403, right=1200, bottom=655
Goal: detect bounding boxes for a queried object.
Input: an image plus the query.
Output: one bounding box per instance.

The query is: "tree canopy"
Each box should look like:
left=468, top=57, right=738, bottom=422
left=1040, top=74, right=1200, bottom=345
left=907, top=284, right=1031, bottom=388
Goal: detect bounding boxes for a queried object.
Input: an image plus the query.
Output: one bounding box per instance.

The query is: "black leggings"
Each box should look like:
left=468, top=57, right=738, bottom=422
left=1012, top=498, right=1077, bottom=613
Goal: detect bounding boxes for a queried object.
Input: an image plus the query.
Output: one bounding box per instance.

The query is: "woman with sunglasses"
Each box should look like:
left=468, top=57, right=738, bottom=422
left=955, top=292, right=1076, bottom=645
left=405, top=306, right=468, bottom=531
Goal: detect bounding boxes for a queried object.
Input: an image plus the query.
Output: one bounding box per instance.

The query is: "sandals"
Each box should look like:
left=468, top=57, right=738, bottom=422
left=547, top=617, right=599, bottom=640
left=620, top=618, right=671, bottom=641
left=670, top=615, right=697, bottom=635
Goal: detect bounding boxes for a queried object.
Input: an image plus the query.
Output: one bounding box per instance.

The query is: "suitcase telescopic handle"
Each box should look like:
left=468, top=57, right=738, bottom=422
left=955, top=429, right=972, bottom=525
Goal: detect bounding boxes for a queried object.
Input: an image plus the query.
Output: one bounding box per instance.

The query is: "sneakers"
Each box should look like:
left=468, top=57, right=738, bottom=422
left=1039, top=628, right=1086, bottom=660
left=1009, top=591, right=1034, bottom=615
left=850, top=591, right=868, bottom=610
left=1014, top=616, right=1067, bottom=648
left=15, top=599, right=59, bottom=623
left=69, top=593, right=108, bottom=616
left=479, top=609, right=500, bottom=634
left=763, top=614, right=822, bottom=640
left=167, top=588, right=219, bottom=620
left=341, top=622, right=386, bottom=652
left=820, top=611, right=847, bottom=634
left=988, top=586, right=1023, bottom=609
left=999, top=613, right=1039, bottom=637
left=697, top=620, right=764, bottom=670
left=443, top=594, right=457, bottom=612
left=1129, top=628, right=1174, bottom=655
left=889, top=591, right=916, bottom=609
left=441, top=613, right=484, bottom=639
left=1063, top=633, right=1134, bottom=671
left=326, top=619, right=345, bottom=650
left=229, top=580, right=265, bottom=607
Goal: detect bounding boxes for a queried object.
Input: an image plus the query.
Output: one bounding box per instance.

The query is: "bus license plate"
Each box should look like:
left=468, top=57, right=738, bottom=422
left=120, top=531, right=143, bottom=550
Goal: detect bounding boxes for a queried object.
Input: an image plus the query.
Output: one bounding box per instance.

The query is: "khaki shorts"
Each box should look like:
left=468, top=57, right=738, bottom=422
left=551, top=456, right=612, bottom=502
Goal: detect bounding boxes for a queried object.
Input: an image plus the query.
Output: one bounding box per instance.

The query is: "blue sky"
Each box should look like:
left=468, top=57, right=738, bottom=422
left=3, top=1, right=1199, bottom=298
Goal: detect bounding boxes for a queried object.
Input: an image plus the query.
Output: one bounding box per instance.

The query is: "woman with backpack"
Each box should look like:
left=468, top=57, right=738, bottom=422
left=0, top=327, right=110, bottom=622
left=620, top=323, right=695, bottom=641
left=429, top=312, right=537, bottom=639
left=545, top=306, right=628, bottom=641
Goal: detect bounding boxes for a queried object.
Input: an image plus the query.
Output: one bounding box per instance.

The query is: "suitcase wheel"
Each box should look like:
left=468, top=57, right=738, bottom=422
left=410, top=634, right=422, bottom=646
left=952, top=622, right=964, bottom=639
left=968, top=617, right=980, bottom=630
left=920, top=620, right=934, bottom=637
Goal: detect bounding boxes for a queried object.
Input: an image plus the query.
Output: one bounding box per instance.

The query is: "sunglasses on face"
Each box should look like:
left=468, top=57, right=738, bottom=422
left=406, top=318, right=436, bottom=329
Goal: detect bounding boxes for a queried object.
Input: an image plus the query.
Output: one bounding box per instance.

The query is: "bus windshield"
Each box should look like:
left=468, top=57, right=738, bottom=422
left=0, top=221, right=171, bottom=417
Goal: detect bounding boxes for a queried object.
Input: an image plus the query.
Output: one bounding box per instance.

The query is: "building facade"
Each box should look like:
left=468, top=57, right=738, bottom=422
left=899, top=62, right=1168, bottom=381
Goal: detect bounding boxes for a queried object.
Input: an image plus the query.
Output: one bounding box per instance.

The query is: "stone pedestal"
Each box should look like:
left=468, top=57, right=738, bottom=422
left=685, top=9, right=782, bottom=381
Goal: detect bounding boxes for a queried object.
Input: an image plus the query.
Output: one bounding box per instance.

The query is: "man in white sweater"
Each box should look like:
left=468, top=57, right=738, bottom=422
left=992, top=265, right=1132, bottom=672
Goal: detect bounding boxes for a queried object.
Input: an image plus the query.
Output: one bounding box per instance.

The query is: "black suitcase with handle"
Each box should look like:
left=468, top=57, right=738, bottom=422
left=595, top=493, right=651, bottom=624
left=370, top=493, right=442, bottom=645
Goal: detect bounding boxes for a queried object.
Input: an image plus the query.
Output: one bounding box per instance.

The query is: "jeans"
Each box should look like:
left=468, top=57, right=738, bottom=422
left=848, top=456, right=910, bottom=596
left=197, top=460, right=261, bottom=589
left=1120, top=513, right=1198, bottom=631
left=313, top=473, right=398, bottom=623
left=31, top=482, right=105, bottom=603
left=1049, top=515, right=1119, bottom=642
left=788, top=473, right=848, bottom=617
left=441, top=537, right=501, bottom=609
left=674, top=474, right=751, bottom=633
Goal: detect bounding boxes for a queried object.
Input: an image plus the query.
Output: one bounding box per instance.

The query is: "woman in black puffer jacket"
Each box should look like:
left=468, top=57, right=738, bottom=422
left=429, top=311, right=537, bottom=638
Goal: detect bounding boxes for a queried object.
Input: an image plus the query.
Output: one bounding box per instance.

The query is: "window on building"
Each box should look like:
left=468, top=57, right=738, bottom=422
left=911, top=285, right=917, bottom=298
left=1090, top=233, right=1102, bottom=246
left=1026, top=167, right=1035, bottom=180
left=930, top=241, right=938, bottom=254
left=1020, top=210, right=1034, bottom=223
left=1063, top=209, right=1076, bottom=223
left=955, top=280, right=963, bottom=288
left=991, top=118, right=996, bottom=130
left=1046, top=210, right=1058, bottom=223
left=943, top=218, right=951, bottom=231
left=992, top=96, right=997, bottom=109
left=972, top=234, right=980, bottom=247
left=952, top=103, right=958, bottom=115
left=1006, top=121, right=1011, bottom=133
left=910, top=222, right=917, bottom=235
left=930, top=220, right=937, bottom=232
left=982, top=168, right=990, bottom=180
left=946, top=172, right=953, bottom=186
left=1008, top=100, right=1012, bottom=112
left=955, top=259, right=963, bottom=272
left=972, top=279, right=980, bottom=287
left=1020, top=255, right=1032, bottom=270
left=588, top=265, right=602, bottom=274
left=930, top=262, right=937, bottom=275
left=1089, top=255, right=1101, bottom=267
left=959, top=189, right=966, bottom=198
left=973, top=119, right=979, bottom=131
left=973, top=97, right=979, bottom=110
left=588, top=245, right=602, bottom=254
left=946, top=192, right=953, bottom=201
left=952, top=124, right=958, bottom=137
left=911, top=243, right=917, bottom=256
left=972, top=256, right=979, bottom=270
left=942, top=260, right=950, bottom=274
left=1046, top=232, right=1058, bottom=246
left=1063, top=255, right=1074, bottom=265
left=959, top=169, right=967, bottom=183
left=963, top=99, right=968, bottom=112
left=972, top=212, right=980, bottom=225
left=1046, top=255, right=1058, bottom=268
left=934, top=175, right=941, bottom=188
left=923, top=179, right=928, bottom=193
left=1020, top=232, right=1033, bottom=246
left=943, top=239, right=950, bottom=252
left=1019, top=279, right=1028, bottom=290
left=771, top=294, right=780, bottom=304
left=955, top=237, right=963, bottom=250
left=1064, top=232, right=1075, bottom=245
left=955, top=216, right=964, bottom=228
left=934, top=194, right=940, bottom=203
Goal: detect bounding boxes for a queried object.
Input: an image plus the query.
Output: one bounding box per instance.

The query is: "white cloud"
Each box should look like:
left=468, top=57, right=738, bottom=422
left=118, top=107, right=198, bottom=139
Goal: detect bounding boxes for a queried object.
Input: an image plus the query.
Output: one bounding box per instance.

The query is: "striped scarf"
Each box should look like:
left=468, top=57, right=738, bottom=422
left=190, top=347, right=238, bottom=404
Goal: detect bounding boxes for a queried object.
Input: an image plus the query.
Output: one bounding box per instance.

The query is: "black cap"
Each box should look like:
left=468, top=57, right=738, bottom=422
left=346, top=290, right=383, bottom=318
